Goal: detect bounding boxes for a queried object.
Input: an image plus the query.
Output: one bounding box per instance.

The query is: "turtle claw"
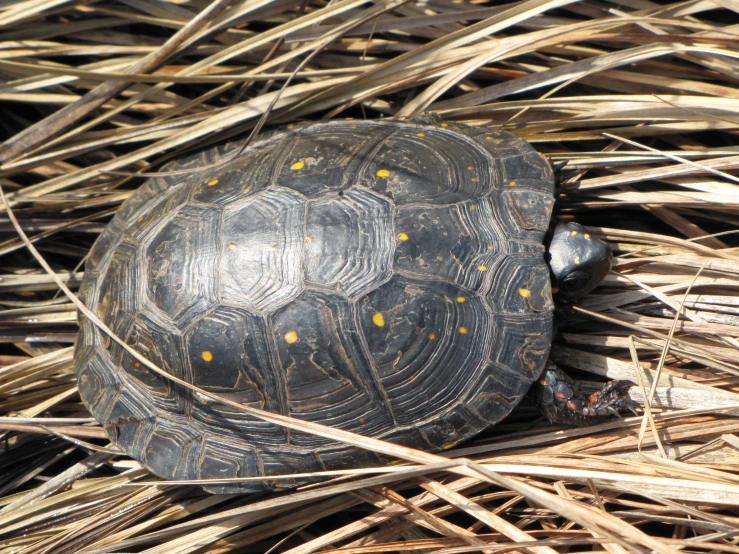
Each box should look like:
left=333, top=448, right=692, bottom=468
left=533, top=363, right=639, bottom=427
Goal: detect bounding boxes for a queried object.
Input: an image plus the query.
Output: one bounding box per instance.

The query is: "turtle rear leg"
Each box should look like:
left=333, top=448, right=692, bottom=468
left=533, top=362, right=637, bottom=427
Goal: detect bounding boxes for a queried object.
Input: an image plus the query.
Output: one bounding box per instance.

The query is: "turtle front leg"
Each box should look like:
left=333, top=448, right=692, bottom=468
left=533, top=362, right=637, bottom=427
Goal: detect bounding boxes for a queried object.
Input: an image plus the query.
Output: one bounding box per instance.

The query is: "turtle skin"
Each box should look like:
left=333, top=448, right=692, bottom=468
left=74, top=119, right=556, bottom=494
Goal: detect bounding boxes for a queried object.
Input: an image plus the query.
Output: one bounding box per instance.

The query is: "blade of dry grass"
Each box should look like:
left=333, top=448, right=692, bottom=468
left=0, top=0, right=236, bottom=163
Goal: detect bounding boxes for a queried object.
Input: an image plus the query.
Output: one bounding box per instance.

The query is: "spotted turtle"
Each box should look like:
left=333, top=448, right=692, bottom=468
left=74, top=119, right=631, bottom=493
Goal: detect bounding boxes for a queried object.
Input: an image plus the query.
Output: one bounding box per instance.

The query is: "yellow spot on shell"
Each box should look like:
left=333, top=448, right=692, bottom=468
left=575, top=256, right=581, bottom=265
left=291, top=161, right=305, bottom=170
left=201, top=351, right=213, bottom=362
left=519, top=288, right=531, bottom=298
left=207, top=179, right=219, bottom=187
left=228, top=243, right=236, bottom=250
left=470, top=204, right=477, bottom=210
left=487, top=245, right=494, bottom=250
left=376, top=169, right=390, bottom=178
left=571, top=230, right=578, bottom=236
left=471, top=177, right=478, bottom=183
left=509, top=180, right=517, bottom=186
left=429, top=333, right=437, bottom=340
left=372, top=313, right=385, bottom=327
left=284, top=331, right=299, bottom=344
left=287, top=124, right=294, bottom=129
left=398, top=232, right=409, bottom=241
left=345, top=117, right=354, bottom=120
left=441, top=122, right=449, bottom=127
left=485, top=135, right=493, bottom=140
left=456, top=296, right=466, bottom=303
left=467, top=165, right=474, bottom=170
left=477, top=265, right=488, bottom=272
left=359, top=417, right=367, bottom=424
left=458, top=326, right=468, bottom=334
left=443, top=443, right=455, bottom=450
left=584, top=233, right=591, bottom=239
left=417, top=132, right=425, bottom=137
left=134, top=362, right=141, bottom=368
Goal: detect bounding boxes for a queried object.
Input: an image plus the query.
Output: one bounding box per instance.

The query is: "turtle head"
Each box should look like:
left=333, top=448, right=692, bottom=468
left=547, top=222, right=611, bottom=307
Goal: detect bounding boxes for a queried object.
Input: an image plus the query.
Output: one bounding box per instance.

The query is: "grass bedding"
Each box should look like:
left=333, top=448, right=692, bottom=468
left=0, top=0, right=739, bottom=552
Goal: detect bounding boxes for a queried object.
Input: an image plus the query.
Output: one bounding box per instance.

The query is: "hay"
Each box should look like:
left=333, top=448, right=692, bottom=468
left=0, top=0, right=738, bottom=552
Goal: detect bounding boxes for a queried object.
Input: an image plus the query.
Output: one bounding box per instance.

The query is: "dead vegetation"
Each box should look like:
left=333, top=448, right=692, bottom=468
left=0, top=0, right=738, bottom=552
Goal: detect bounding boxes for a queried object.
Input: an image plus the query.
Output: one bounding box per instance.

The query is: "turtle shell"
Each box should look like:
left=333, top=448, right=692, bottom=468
left=74, top=119, right=556, bottom=493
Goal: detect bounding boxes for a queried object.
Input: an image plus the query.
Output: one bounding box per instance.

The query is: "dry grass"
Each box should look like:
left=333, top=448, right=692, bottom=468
left=0, top=0, right=738, bottom=552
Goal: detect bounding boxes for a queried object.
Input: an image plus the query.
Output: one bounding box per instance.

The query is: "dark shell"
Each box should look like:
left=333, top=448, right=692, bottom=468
left=74, top=119, right=555, bottom=493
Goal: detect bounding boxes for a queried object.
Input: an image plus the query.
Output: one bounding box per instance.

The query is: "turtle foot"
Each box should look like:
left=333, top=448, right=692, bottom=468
left=533, top=362, right=637, bottom=427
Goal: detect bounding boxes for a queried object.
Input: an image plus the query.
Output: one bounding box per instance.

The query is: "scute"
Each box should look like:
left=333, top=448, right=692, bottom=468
left=183, top=306, right=289, bottom=445
left=393, top=199, right=502, bottom=292
left=112, top=312, right=187, bottom=413
left=103, top=387, right=156, bottom=459
left=269, top=291, right=396, bottom=446
left=259, top=449, right=323, bottom=490
left=184, top=306, right=284, bottom=406
left=143, top=203, right=220, bottom=323
left=220, top=187, right=305, bottom=312
left=317, top=448, right=383, bottom=477
left=359, top=127, right=494, bottom=204
left=500, top=151, right=552, bottom=185
left=144, top=418, right=201, bottom=482
left=462, top=361, right=529, bottom=425
left=94, top=239, right=139, bottom=346
left=492, top=189, right=553, bottom=244
left=199, top=438, right=262, bottom=494
left=77, top=346, right=120, bottom=419
left=189, top=146, right=273, bottom=206
left=486, top=254, right=553, bottom=315
left=304, top=187, right=393, bottom=298
left=274, top=126, right=388, bottom=197
left=87, top=217, right=126, bottom=272
left=358, top=275, right=489, bottom=425
left=124, top=180, right=191, bottom=237
left=74, top=118, right=556, bottom=492
left=490, top=314, right=552, bottom=381
left=418, top=403, right=487, bottom=450
left=191, top=392, right=286, bottom=446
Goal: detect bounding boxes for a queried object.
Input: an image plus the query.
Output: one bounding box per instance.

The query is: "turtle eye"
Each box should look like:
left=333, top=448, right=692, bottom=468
left=559, top=270, right=590, bottom=293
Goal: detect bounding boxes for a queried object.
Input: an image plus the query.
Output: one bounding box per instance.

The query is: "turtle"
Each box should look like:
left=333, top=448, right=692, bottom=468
left=74, top=118, right=633, bottom=494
